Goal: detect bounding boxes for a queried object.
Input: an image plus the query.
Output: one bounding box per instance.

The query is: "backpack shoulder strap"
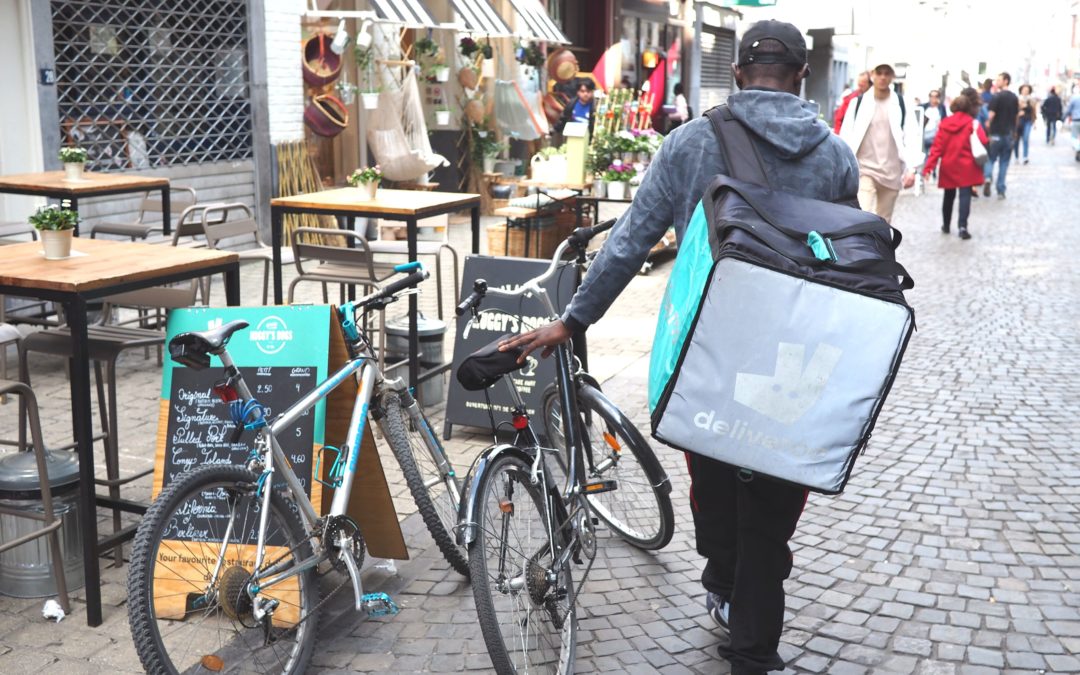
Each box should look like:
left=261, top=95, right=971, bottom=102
left=898, top=94, right=906, bottom=129
left=854, top=93, right=864, bottom=118
left=705, top=104, right=772, bottom=189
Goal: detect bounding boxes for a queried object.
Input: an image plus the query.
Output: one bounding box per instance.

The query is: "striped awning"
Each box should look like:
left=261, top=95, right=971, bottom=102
left=508, top=0, right=568, bottom=44
left=368, top=0, right=437, bottom=27
left=448, top=0, right=513, bottom=37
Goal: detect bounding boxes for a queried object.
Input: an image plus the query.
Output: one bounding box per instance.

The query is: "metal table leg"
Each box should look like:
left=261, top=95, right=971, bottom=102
left=271, top=207, right=284, bottom=304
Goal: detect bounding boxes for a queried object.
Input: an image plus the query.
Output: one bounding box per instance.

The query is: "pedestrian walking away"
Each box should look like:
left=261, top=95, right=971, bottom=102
left=839, top=63, right=919, bottom=223
left=921, top=89, right=948, bottom=160
left=1041, top=86, right=1062, bottom=144
left=983, top=72, right=1019, bottom=197
left=499, top=20, right=860, bottom=674
left=1014, top=84, right=1037, bottom=164
left=1064, top=92, right=1080, bottom=162
left=922, top=88, right=988, bottom=240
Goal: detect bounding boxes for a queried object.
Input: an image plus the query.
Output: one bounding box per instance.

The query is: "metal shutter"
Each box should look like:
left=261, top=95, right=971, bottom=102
left=699, top=26, right=735, bottom=112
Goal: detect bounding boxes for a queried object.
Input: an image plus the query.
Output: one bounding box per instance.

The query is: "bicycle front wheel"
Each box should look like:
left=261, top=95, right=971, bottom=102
left=543, top=385, right=675, bottom=550
left=379, top=390, right=469, bottom=577
left=128, top=464, right=319, bottom=675
left=468, top=452, right=576, bottom=675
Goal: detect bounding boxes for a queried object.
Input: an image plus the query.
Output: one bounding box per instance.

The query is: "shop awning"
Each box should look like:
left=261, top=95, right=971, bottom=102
left=507, top=0, right=569, bottom=44
left=447, top=0, right=513, bottom=37
left=368, top=0, right=438, bottom=27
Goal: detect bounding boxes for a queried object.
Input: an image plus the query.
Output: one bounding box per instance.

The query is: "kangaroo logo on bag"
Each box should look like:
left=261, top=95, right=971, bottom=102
left=734, top=342, right=842, bottom=425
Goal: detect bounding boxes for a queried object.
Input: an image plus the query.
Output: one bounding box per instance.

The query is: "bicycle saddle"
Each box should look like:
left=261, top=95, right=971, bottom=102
left=457, top=334, right=525, bottom=391
left=168, top=319, right=249, bottom=370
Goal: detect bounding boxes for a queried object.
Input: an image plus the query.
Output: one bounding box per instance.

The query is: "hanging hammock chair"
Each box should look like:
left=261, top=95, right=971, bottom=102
left=494, top=79, right=544, bottom=141
left=367, top=69, right=448, bottom=182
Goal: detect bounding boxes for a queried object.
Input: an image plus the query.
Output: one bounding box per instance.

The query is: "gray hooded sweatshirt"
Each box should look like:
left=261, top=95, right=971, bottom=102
left=563, top=88, right=860, bottom=331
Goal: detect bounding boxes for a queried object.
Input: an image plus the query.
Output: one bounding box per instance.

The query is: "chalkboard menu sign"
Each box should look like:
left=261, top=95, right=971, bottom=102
left=445, top=255, right=577, bottom=437
left=154, top=305, right=332, bottom=506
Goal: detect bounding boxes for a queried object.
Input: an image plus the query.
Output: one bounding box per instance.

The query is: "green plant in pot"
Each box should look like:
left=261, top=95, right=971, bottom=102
left=29, top=204, right=79, bottom=259
left=355, top=44, right=380, bottom=109
left=472, top=130, right=506, bottom=174
left=347, top=165, right=383, bottom=201
left=602, top=161, right=635, bottom=201
left=59, top=146, right=88, bottom=181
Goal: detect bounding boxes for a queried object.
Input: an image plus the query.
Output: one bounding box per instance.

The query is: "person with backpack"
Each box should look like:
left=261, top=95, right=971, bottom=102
left=832, top=70, right=870, bottom=134
left=499, top=20, right=860, bottom=675
left=839, top=63, right=919, bottom=223
left=1042, top=87, right=1062, bottom=145
left=982, top=72, right=1019, bottom=198
left=922, top=88, right=988, bottom=240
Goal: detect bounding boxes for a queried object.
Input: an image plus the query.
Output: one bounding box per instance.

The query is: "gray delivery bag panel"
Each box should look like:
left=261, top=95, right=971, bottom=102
left=649, top=105, right=915, bottom=494
left=652, top=257, right=913, bottom=494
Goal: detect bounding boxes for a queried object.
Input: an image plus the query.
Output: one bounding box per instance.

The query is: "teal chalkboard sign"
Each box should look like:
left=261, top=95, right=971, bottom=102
left=153, top=305, right=333, bottom=510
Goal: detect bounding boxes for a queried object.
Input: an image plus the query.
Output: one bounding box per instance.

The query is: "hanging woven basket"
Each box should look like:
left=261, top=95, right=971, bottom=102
left=302, top=33, right=342, bottom=87
left=304, top=94, right=349, bottom=137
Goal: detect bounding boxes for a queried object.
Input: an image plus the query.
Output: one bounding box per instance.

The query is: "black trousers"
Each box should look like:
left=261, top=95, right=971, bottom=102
left=942, top=187, right=972, bottom=229
left=686, top=452, right=808, bottom=674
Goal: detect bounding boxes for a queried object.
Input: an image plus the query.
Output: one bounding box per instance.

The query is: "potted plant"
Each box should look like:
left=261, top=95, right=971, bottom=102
left=347, top=165, right=383, bottom=201
left=615, top=131, right=637, bottom=164
left=59, top=147, right=88, bottom=181
left=459, top=37, right=479, bottom=59
left=602, top=161, right=635, bottom=200
left=472, top=131, right=506, bottom=174
left=29, top=204, right=78, bottom=259
left=355, top=44, right=379, bottom=110
left=435, top=103, right=451, bottom=126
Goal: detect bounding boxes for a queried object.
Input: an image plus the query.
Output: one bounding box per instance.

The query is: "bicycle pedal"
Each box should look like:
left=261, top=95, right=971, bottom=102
left=583, top=479, right=617, bottom=495
left=361, top=592, right=400, bottom=617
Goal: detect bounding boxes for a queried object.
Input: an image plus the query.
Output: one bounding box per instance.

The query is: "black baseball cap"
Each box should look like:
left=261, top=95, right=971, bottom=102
left=737, top=20, right=808, bottom=67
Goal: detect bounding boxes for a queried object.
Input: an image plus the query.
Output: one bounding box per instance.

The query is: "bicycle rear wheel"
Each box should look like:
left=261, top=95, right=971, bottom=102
left=379, top=390, right=469, bottom=577
left=468, top=452, right=576, bottom=674
left=543, top=384, right=674, bottom=550
left=128, top=464, right=318, bottom=675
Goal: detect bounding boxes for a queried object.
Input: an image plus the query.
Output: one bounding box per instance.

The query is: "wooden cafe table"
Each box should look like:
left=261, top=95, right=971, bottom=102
left=270, top=188, right=481, bottom=394
left=0, top=238, right=240, bottom=626
left=0, top=171, right=171, bottom=236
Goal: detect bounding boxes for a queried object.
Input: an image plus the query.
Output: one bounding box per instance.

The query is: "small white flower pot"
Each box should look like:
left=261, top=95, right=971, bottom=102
left=63, top=162, right=85, bottom=181
left=435, top=110, right=451, bottom=126
left=434, top=66, right=450, bottom=82
left=40, top=229, right=73, bottom=259
left=355, top=181, right=379, bottom=201
left=607, top=181, right=627, bottom=200
left=361, top=92, right=380, bottom=110
left=482, top=157, right=497, bottom=174
left=593, top=179, right=606, bottom=198
left=629, top=185, right=640, bottom=200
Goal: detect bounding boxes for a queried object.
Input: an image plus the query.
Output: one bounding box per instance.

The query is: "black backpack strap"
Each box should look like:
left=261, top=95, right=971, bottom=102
left=705, top=105, right=772, bottom=189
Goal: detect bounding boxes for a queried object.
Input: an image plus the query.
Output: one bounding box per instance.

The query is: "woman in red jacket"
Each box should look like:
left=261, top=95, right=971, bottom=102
left=923, top=88, right=989, bottom=240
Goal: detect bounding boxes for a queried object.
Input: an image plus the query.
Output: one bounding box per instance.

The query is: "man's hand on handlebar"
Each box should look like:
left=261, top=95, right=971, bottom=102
left=498, top=320, right=572, bottom=364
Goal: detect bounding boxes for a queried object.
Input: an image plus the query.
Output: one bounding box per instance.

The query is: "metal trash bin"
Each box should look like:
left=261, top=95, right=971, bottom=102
left=385, top=314, right=447, bottom=406
left=0, top=450, right=84, bottom=597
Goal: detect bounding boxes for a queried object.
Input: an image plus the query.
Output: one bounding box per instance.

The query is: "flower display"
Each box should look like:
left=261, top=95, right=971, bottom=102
left=602, top=161, right=636, bottom=182
left=347, top=165, right=383, bottom=186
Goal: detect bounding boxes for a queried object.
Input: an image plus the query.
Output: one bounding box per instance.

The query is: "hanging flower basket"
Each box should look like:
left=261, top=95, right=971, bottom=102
left=435, top=110, right=451, bottom=126
left=304, top=94, right=349, bottom=137
left=302, top=33, right=342, bottom=87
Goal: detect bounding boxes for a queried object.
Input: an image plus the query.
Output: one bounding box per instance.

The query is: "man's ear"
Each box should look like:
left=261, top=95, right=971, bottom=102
left=731, top=63, right=743, bottom=90
left=797, top=63, right=811, bottom=82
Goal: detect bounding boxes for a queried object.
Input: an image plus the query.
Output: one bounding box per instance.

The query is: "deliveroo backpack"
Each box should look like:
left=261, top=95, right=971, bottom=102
left=649, top=105, right=915, bottom=494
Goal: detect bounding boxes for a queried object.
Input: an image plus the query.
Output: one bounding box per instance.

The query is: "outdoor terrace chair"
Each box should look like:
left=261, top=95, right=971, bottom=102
left=90, top=186, right=198, bottom=240
left=200, top=203, right=293, bottom=305
left=0, top=379, right=70, bottom=614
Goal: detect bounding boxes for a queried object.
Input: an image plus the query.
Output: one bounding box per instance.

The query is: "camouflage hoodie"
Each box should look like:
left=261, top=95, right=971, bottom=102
left=563, top=88, right=860, bottom=331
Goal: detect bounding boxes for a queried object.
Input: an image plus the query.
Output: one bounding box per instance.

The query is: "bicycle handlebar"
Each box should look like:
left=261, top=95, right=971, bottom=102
left=393, top=261, right=422, bottom=274
left=455, top=219, right=616, bottom=317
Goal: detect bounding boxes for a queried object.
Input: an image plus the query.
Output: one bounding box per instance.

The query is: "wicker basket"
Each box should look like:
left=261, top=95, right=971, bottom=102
left=487, top=208, right=588, bottom=259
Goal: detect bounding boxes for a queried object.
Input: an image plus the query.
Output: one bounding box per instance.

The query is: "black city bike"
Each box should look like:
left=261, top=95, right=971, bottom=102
left=455, top=221, right=674, bottom=674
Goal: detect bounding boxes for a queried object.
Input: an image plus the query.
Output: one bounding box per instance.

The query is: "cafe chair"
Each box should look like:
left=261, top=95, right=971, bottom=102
left=0, top=221, right=38, bottom=243
left=89, top=186, right=198, bottom=240
left=17, top=283, right=198, bottom=567
left=289, top=227, right=400, bottom=369
left=200, top=203, right=293, bottom=305
left=367, top=225, right=459, bottom=320
left=0, top=379, right=70, bottom=613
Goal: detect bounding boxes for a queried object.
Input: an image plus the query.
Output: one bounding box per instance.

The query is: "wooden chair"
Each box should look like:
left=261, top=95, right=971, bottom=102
left=0, top=379, right=70, bottom=613
left=90, top=186, right=198, bottom=240
left=200, top=203, right=293, bottom=305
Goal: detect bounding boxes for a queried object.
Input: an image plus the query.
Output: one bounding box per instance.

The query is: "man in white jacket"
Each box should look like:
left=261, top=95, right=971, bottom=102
left=839, top=63, right=918, bottom=223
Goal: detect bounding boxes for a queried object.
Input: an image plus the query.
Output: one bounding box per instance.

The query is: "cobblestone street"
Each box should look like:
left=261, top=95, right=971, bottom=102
left=0, top=139, right=1078, bottom=674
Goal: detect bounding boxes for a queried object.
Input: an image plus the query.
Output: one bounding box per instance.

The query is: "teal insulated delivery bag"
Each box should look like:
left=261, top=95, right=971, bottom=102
left=648, top=107, right=915, bottom=494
